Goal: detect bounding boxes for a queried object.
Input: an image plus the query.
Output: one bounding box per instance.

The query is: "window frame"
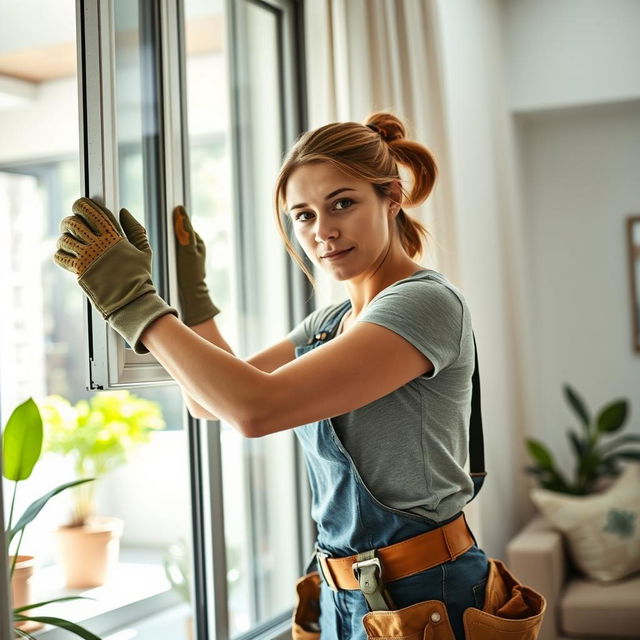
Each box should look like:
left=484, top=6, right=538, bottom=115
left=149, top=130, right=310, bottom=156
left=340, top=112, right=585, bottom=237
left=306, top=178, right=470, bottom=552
left=74, top=0, right=314, bottom=638
left=225, top=0, right=316, bottom=611
left=78, top=0, right=181, bottom=390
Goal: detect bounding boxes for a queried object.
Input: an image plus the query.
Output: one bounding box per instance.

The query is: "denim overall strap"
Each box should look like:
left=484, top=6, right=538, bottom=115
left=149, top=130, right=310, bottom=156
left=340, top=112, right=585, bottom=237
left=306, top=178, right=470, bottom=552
left=469, top=332, right=486, bottom=499
left=295, top=300, right=487, bottom=559
left=294, top=300, right=490, bottom=637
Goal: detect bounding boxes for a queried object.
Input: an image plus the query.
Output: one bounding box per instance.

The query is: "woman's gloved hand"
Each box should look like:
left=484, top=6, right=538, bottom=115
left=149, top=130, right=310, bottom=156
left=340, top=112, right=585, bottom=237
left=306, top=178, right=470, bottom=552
left=54, top=197, right=178, bottom=354
left=173, top=205, right=220, bottom=326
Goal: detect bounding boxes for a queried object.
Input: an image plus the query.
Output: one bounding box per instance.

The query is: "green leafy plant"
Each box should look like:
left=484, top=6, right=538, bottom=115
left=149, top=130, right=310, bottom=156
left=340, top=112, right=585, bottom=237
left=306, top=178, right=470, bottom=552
left=3, top=397, right=100, bottom=640
left=38, top=391, right=165, bottom=526
left=525, top=383, right=640, bottom=494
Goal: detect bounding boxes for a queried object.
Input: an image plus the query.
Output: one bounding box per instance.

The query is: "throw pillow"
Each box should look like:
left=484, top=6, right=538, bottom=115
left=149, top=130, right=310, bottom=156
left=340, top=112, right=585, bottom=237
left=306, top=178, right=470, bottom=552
left=530, top=462, right=640, bottom=582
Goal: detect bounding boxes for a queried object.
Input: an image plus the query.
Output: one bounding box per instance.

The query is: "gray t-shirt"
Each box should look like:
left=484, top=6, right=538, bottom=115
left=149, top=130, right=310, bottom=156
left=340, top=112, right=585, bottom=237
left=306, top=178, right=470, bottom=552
left=286, top=268, right=475, bottom=523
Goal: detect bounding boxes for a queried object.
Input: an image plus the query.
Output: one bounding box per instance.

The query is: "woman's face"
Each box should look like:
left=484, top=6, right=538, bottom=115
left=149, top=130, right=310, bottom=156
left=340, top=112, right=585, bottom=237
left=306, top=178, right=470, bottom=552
left=285, top=161, right=396, bottom=281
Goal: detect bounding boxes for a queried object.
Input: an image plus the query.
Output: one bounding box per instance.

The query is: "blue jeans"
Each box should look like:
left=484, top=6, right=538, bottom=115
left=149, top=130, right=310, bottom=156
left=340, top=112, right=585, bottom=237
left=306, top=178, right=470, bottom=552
left=318, top=544, right=489, bottom=640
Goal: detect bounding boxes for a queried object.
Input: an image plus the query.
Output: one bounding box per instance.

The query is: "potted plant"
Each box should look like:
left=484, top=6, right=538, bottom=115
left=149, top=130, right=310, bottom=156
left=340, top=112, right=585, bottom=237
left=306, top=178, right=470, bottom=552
left=3, top=396, right=100, bottom=639
left=524, top=383, right=640, bottom=583
left=37, top=390, right=165, bottom=589
left=525, top=383, right=640, bottom=494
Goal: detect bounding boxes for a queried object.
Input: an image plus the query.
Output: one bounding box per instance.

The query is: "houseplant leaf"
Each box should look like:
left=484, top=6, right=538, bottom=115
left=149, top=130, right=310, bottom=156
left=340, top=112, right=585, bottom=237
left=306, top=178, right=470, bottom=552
left=596, top=400, right=628, bottom=434
left=598, top=433, right=640, bottom=456
left=563, top=384, right=590, bottom=430
left=8, top=478, right=94, bottom=546
left=539, top=470, right=573, bottom=493
left=567, top=428, right=586, bottom=457
left=596, top=457, right=620, bottom=477
left=524, top=465, right=546, bottom=476
left=575, top=449, right=604, bottom=493
left=13, top=595, right=95, bottom=613
left=526, top=439, right=555, bottom=470
left=603, top=450, right=640, bottom=461
left=13, top=615, right=101, bottom=640
left=2, top=398, right=42, bottom=481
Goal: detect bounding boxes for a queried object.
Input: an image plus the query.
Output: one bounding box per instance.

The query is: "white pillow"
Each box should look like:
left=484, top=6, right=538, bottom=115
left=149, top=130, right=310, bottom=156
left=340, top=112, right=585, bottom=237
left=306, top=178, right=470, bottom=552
left=530, top=462, right=640, bottom=582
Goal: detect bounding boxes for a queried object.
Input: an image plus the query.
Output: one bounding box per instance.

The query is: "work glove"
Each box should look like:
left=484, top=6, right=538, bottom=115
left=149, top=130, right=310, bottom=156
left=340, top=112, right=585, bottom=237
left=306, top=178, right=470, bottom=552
left=54, top=197, right=178, bottom=354
left=173, top=205, right=220, bottom=326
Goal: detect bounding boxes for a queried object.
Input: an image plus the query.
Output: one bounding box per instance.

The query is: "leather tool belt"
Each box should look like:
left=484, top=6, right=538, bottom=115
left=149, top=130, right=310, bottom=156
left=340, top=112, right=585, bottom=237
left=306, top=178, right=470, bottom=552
left=315, top=511, right=475, bottom=592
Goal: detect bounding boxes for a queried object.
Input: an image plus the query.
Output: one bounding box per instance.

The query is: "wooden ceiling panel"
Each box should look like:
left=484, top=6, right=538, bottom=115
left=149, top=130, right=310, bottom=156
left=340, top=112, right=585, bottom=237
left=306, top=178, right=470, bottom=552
left=0, top=15, right=224, bottom=84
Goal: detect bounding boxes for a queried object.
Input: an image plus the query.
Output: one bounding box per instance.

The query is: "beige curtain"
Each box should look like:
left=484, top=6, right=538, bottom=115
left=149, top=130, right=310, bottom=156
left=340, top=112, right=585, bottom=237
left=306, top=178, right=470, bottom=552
left=302, top=0, right=482, bottom=541
left=303, top=0, right=460, bottom=299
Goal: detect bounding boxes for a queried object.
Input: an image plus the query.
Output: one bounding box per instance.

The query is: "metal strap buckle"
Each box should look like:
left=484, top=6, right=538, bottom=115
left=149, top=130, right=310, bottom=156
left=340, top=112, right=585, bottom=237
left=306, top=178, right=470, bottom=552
left=352, top=556, right=382, bottom=581
left=352, top=554, right=391, bottom=610
left=316, top=550, right=338, bottom=591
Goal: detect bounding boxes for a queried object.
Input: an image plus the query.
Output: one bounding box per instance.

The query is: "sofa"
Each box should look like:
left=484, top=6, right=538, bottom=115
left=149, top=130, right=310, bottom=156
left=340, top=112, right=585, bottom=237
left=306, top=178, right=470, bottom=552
left=506, top=515, right=640, bottom=639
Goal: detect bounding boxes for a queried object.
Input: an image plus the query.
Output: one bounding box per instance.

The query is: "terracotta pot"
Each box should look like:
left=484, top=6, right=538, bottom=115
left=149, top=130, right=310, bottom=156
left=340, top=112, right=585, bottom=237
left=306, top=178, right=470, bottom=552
left=55, top=516, right=124, bottom=588
left=185, top=614, right=194, bottom=640
left=10, top=555, right=34, bottom=610
left=10, top=555, right=44, bottom=634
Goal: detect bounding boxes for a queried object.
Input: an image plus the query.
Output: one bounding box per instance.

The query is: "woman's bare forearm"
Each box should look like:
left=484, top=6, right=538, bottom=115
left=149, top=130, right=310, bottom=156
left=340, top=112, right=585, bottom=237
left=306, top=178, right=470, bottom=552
left=141, top=314, right=267, bottom=432
left=180, top=318, right=235, bottom=420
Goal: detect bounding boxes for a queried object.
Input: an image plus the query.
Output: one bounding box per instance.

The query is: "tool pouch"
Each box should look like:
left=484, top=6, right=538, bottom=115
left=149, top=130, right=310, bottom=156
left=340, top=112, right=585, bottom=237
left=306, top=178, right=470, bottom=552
left=291, top=571, right=321, bottom=640
left=362, top=600, right=457, bottom=640
left=360, top=558, right=546, bottom=640
left=462, top=558, right=546, bottom=640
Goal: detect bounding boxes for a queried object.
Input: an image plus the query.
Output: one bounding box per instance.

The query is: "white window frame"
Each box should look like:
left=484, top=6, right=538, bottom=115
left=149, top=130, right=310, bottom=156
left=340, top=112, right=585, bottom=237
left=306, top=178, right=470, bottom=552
left=78, top=0, right=182, bottom=390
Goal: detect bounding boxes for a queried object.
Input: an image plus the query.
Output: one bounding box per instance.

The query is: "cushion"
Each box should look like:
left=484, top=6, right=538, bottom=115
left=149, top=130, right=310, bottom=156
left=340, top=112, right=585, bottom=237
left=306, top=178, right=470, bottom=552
left=560, top=572, right=640, bottom=637
left=530, top=462, right=640, bottom=582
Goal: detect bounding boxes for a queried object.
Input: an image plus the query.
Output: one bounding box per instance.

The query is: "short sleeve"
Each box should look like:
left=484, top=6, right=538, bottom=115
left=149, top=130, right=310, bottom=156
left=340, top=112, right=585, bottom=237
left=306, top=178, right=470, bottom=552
left=286, top=312, right=315, bottom=347
left=357, top=280, right=464, bottom=377
left=286, top=304, right=341, bottom=347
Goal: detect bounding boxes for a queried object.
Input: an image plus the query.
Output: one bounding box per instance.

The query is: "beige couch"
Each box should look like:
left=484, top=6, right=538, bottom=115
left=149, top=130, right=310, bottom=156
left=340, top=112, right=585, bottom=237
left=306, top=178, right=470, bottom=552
left=506, top=515, right=640, bottom=639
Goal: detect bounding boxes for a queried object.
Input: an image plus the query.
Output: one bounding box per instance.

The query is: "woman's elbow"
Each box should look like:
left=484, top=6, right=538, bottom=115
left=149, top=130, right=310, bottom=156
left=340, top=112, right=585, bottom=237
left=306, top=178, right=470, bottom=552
left=238, top=416, right=264, bottom=438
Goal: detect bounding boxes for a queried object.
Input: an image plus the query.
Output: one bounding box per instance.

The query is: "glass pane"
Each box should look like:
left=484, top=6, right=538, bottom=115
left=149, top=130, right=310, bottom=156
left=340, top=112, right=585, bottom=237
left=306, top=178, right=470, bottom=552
left=0, top=4, right=195, bottom=637
left=114, top=0, right=167, bottom=303
left=183, top=0, right=299, bottom=634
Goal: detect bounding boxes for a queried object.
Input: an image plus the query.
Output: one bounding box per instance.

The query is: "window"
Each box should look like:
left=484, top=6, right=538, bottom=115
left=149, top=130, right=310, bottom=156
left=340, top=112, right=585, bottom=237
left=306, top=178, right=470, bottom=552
left=0, top=3, right=195, bottom=638
left=184, top=0, right=312, bottom=634
left=1, top=0, right=311, bottom=639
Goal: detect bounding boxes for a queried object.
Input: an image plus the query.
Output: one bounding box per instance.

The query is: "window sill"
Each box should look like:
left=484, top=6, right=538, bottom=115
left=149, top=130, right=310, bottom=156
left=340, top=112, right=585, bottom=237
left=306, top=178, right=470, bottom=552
left=21, top=548, right=185, bottom=639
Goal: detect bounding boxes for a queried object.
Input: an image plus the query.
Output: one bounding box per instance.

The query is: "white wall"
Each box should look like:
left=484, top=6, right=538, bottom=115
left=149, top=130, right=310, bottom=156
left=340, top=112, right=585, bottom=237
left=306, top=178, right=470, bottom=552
left=435, top=0, right=640, bottom=560
left=435, top=0, right=532, bottom=559
left=0, top=77, right=79, bottom=164
left=502, top=0, right=640, bottom=112
left=516, top=100, right=640, bottom=474
left=0, top=1, right=75, bottom=53
left=502, top=0, right=640, bottom=486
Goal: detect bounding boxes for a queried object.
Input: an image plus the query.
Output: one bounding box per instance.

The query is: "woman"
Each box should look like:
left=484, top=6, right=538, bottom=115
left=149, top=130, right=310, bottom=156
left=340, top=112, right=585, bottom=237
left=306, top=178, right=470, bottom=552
left=53, top=113, right=543, bottom=640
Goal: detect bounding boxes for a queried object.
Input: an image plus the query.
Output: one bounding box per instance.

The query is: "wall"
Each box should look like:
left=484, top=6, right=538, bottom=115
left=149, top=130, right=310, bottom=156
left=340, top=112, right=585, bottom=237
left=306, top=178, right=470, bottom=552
left=434, top=0, right=640, bottom=559
left=502, top=0, right=640, bottom=112
left=434, top=0, right=531, bottom=559
left=503, top=0, right=640, bottom=483
left=516, top=100, right=640, bottom=475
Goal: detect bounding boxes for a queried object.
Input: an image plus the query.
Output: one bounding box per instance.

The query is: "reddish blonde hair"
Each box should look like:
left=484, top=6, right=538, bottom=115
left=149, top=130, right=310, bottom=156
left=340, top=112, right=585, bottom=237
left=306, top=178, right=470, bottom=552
left=273, top=112, right=438, bottom=287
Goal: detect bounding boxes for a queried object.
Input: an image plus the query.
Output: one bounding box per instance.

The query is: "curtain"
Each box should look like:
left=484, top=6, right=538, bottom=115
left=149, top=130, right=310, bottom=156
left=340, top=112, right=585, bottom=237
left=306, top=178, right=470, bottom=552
left=302, top=0, right=483, bottom=541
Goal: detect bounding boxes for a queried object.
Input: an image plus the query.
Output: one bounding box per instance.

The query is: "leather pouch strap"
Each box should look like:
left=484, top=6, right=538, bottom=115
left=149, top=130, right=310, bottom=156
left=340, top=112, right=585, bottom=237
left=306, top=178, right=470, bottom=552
left=320, top=513, right=475, bottom=591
